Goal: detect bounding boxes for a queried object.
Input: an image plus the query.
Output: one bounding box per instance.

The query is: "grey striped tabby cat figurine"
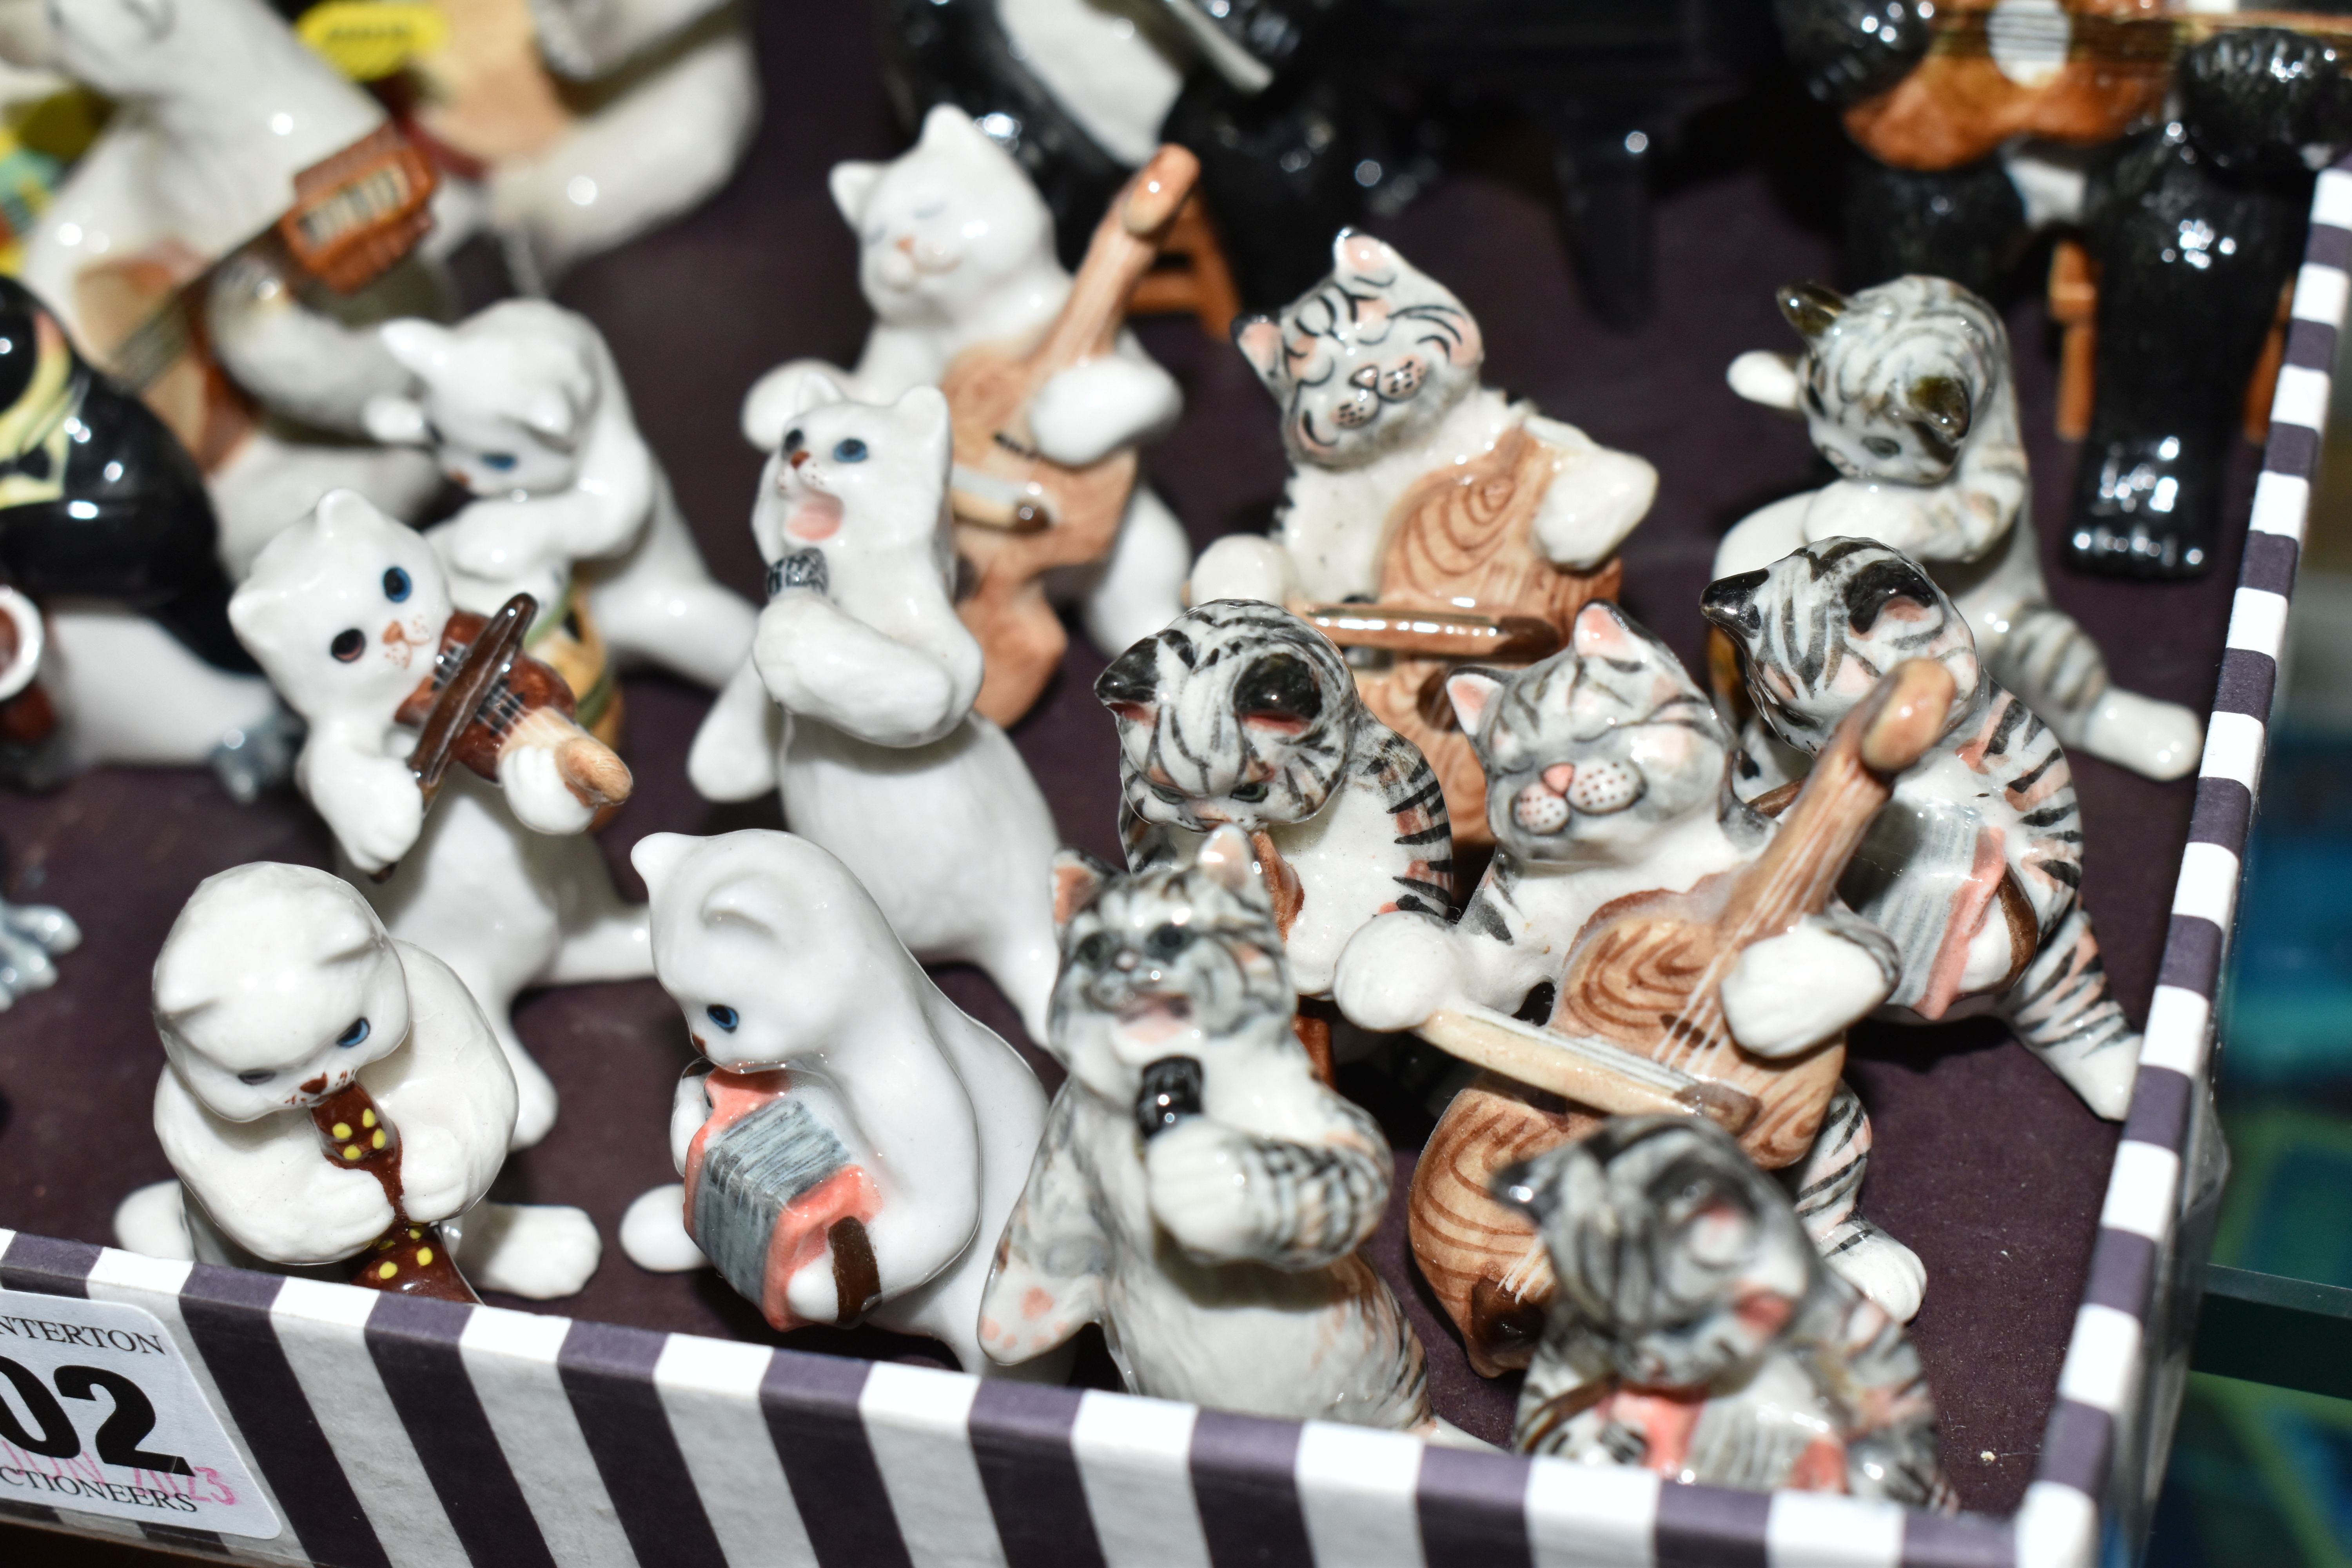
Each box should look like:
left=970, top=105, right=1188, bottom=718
left=1500, top=1116, right=1954, bottom=1510
left=979, top=825, right=1435, bottom=1430
left=1703, top=539, right=2141, bottom=1120
left=1717, top=274, right=2200, bottom=784
left=1334, top=601, right=1917, bottom=1373
left=1096, top=600, right=1452, bottom=1066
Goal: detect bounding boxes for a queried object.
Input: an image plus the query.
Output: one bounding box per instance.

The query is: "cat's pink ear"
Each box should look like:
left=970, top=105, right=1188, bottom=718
left=1195, top=825, right=1271, bottom=911
left=1572, top=602, right=1641, bottom=661
left=1234, top=316, right=1284, bottom=383
left=1051, top=850, right=1111, bottom=931
left=1332, top=229, right=1399, bottom=279
left=829, top=160, right=882, bottom=226
left=1445, top=668, right=1505, bottom=735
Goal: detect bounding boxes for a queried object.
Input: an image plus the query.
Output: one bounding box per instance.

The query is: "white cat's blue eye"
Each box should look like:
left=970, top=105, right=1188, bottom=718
left=706, top=1004, right=739, bottom=1031
left=337, top=1018, right=370, bottom=1048
left=383, top=567, right=411, bottom=603
left=832, top=439, right=867, bottom=463
left=482, top=452, right=519, bottom=471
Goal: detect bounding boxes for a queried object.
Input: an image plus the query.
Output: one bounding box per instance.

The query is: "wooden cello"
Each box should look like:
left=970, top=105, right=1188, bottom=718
left=1406, top=657, right=1956, bottom=1372
left=942, top=145, right=1199, bottom=725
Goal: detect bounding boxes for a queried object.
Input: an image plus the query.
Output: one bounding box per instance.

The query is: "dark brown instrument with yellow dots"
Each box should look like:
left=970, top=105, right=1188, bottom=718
left=307, top=1080, right=478, bottom=1303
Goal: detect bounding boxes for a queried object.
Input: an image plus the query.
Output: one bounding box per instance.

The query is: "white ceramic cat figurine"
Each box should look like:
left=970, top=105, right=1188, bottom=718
left=228, top=490, right=651, bottom=1149
left=1717, top=276, right=2202, bottom=784
left=113, top=863, right=600, bottom=1299
left=739, top=104, right=1191, bottom=659
left=981, top=826, right=1437, bottom=1427
left=362, top=299, right=757, bottom=691
left=686, top=379, right=1063, bottom=1042
left=0, top=0, right=443, bottom=572
left=614, top=829, right=1065, bottom=1380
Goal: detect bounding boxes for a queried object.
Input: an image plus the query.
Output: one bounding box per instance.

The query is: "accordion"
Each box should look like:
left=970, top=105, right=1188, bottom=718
left=682, top=1068, right=881, bottom=1330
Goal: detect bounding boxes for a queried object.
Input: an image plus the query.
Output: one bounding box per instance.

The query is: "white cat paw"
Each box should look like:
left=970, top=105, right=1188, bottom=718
left=1333, top=913, right=1458, bottom=1034
left=620, top=1185, right=709, bottom=1272
left=2082, top=689, right=2203, bottom=782
left=498, top=743, right=598, bottom=835
left=454, top=1202, right=601, bottom=1299
left=1722, top=921, right=1892, bottom=1058
left=113, top=1181, right=194, bottom=1261
left=1825, top=1224, right=1926, bottom=1323
left=2034, top=1036, right=2140, bottom=1122
left=508, top=1052, right=559, bottom=1151
left=1031, top=357, right=1181, bottom=466
left=0, top=898, right=77, bottom=1007
left=1187, top=536, right=1297, bottom=609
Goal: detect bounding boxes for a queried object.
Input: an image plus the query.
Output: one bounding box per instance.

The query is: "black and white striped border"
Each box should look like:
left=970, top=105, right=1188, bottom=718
left=0, top=1228, right=2017, bottom=1568
left=2019, top=158, right=2352, bottom=1568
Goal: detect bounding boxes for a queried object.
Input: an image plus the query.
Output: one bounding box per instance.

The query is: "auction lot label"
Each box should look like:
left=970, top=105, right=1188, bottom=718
left=0, top=1288, right=280, bottom=1539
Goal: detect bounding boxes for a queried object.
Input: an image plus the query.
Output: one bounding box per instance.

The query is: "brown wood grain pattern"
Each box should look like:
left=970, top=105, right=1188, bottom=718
left=946, top=146, right=1198, bottom=724
left=1552, top=659, right=1955, bottom=1169
left=1408, top=1073, right=1591, bottom=1376
left=1410, top=661, right=1953, bottom=1366
left=1350, top=424, right=1622, bottom=845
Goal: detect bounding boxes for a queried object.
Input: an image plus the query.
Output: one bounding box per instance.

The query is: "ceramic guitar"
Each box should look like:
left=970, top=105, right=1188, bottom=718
left=1332, top=601, right=1931, bottom=1371
left=944, top=140, right=1200, bottom=723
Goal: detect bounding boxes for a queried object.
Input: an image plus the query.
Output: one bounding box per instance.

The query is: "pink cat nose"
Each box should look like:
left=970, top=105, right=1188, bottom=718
left=789, top=449, right=809, bottom=468
left=1542, top=764, right=1575, bottom=795
left=895, top=236, right=915, bottom=254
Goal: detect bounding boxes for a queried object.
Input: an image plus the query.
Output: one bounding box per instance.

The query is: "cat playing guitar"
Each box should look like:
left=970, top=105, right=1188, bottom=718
left=944, top=144, right=1200, bottom=724
left=1334, top=602, right=1943, bottom=1371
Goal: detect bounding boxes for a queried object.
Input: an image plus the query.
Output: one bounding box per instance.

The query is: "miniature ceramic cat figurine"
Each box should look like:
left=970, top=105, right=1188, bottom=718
left=0, top=273, right=297, bottom=799
left=1717, top=275, right=2201, bottom=784
left=1097, top=598, right=1452, bottom=1073
left=1191, top=231, right=1658, bottom=841
left=686, top=379, right=1062, bottom=1043
left=979, top=826, right=1436, bottom=1428
left=613, top=829, right=1064, bottom=1380
left=1332, top=601, right=1919, bottom=1371
left=113, top=862, right=601, bottom=1299
left=363, top=299, right=758, bottom=708
left=228, top=490, right=650, bottom=1149
left=739, top=104, right=1192, bottom=665
left=0, top=0, right=445, bottom=572
left=399, top=0, right=758, bottom=283
left=1501, top=1116, right=1954, bottom=1508
left=1703, top=539, right=2141, bottom=1119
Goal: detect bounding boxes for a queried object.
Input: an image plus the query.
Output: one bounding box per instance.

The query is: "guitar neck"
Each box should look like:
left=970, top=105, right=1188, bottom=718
left=1027, top=145, right=1199, bottom=376
left=1713, top=659, right=1959, bottom=954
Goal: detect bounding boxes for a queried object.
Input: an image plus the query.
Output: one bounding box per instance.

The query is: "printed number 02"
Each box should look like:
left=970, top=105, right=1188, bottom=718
left=0, top=1356, right=192, bottom=1475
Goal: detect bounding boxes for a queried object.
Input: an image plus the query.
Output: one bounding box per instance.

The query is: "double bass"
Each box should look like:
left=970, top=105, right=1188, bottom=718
left=1406, top=658, right=1955, bottom=1372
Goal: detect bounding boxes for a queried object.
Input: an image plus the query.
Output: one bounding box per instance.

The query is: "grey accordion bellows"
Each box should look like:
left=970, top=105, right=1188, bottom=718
left=690, top=1096, right=853, bottom=1305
